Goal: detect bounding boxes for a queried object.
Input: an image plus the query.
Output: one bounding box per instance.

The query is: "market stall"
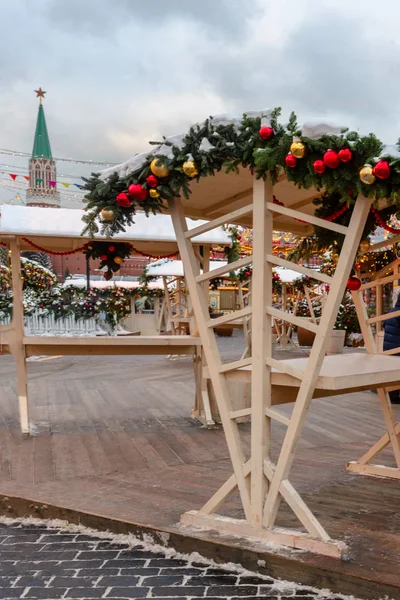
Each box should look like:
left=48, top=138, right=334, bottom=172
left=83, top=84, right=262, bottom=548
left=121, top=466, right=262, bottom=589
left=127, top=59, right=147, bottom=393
left=92, top=108, right=400, bottom=558
left=0, top=204, right=229, bottom=435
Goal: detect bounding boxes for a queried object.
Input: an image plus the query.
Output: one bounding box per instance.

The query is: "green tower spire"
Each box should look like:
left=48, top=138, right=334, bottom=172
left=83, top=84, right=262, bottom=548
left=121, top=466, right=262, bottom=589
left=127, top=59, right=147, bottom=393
left=32, top=88, right=53, bottom=159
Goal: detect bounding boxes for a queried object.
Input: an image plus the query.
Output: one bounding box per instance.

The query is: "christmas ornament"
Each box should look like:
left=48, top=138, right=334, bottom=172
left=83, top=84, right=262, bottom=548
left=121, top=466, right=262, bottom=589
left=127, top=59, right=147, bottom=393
left=128, top=183, right=147, bottom=202
left=100, top=209, right=114, bottom=221
left=359, top=239, right=371, bottom=254
left=100, top=254, right=108, bottom=261
left=149, top=189, right=160, bottom=198
left=285, top=154, right=297, bottom=168
left=146, top=174, right=159, bottom=188
left=114, top=256, right=124, bottom=265
left=373, top=160, right=391, bottom=180
left=290, top=141, right=305, bottom=159
left=323, top=150, right=340, bottom=169
left=116, top=192, right=132, bottom=207
left=346, top=276, right=361, bottom=291
left=331, top=252, right=339, bottom=262
left=150, top=158, right=170, bottom=178
left=182, top=160, right=198, bottom=178
left=108, top=245, right=115, bottom=252
left=313, top=159, right=326, bottom=174
left=355, top=263, right=361, bottom=270
left=259, top=126, right=274, bottom=140
left=359, top=165, right=376, bottom=185
left=104, top=271, right=113, bottom=281
left=338, top=148, right=352, bottom=163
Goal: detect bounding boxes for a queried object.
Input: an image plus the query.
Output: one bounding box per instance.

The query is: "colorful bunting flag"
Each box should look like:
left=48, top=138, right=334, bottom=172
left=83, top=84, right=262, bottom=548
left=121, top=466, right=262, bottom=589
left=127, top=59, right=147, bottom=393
left=62, top=182, right=70, bottom=188
left=49, top=180, right=56, bottom=188
left=24, top=176, right=30, bottom=181
left=74, top=183, right=83, bottom=189
left=36, top=178, right=43, bottom=184
left=9, top=174, right=17, bottom=180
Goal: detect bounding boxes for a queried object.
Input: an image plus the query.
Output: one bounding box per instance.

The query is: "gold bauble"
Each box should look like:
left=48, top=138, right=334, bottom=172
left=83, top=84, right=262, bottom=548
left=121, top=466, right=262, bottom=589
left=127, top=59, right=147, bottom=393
left=331, top=252, right=339, bottom=262
left=359, top=165, right=376, bottom=185
left=101, top=209, right=114, bottom=221
left=182, top=160, right=198, bottom=178
left=359, top=239, right=371, bottom=254
left=290, top=140, right=306, bottom=159
left=149, top=189, right=160, bottom=198
left=114, top=256, right=124, bottom=265
left=150, top=158, right=170, bottom=178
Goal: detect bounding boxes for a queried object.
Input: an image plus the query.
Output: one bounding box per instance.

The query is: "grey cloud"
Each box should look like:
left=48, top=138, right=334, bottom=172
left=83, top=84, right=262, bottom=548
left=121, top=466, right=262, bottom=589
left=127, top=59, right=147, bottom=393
left=44, top=0, right=259, bottom=38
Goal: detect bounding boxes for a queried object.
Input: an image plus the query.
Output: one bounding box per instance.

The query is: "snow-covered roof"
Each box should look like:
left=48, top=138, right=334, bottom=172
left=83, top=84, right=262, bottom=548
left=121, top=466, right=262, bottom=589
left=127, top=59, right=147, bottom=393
left=63, top=279, right=163, bottom=290
left=0, top=205, right=229, bottom=253
left=147, top=259, right=228, bottom=277
left=274, top=267, right=301, bottom=283
left=99, top=110, right=350, bottom=234
left=101, top=112, right=344, bottom=181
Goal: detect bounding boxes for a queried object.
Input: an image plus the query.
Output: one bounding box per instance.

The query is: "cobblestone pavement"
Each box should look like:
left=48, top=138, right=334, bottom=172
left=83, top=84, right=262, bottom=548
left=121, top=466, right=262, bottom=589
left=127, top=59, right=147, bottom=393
left=0, top=522, right=349, bottom=600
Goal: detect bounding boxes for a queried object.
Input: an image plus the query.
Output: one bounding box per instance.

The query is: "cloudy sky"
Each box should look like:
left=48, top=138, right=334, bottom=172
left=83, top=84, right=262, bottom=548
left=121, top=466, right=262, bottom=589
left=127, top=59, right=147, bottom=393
left=1, top=0, right=400, bottom=205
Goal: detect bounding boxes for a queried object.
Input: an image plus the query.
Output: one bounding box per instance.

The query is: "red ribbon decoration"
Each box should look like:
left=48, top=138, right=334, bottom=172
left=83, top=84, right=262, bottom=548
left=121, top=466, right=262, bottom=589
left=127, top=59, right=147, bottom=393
left=370, top=207, right=400, bottom=235
left=20, top=237, right=179, bottom=260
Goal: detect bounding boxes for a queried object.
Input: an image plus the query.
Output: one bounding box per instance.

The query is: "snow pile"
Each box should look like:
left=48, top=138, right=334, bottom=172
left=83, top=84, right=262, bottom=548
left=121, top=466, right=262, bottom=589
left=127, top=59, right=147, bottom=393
left=0, top=515, right=368, bottom=600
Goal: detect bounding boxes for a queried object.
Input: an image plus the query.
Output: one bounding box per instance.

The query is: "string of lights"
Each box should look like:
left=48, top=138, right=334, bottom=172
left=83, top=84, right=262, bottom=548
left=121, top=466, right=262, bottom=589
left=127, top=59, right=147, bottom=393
left=0, top=148, right=118, bottom=166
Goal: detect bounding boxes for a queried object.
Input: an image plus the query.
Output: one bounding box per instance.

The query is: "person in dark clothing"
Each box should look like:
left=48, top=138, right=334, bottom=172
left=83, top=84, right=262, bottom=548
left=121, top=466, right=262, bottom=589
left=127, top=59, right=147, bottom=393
left=383, top=292, right=400, bottom=403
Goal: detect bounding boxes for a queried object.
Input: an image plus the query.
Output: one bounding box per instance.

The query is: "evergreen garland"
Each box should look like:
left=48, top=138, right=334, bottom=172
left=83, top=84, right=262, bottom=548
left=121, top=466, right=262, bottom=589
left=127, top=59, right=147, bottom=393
left=82, top=108, right=400, bottom=238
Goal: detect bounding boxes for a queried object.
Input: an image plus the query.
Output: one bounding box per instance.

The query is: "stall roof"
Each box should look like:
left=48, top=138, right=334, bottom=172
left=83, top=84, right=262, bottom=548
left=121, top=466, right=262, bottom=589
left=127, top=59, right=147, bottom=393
left=0, top=205, right=230, bottom=253
left=147, top=259, right=227, bottom=278
left=63, top=279, right=163, bottom=290
left=100, top=112, right=351, bottom=233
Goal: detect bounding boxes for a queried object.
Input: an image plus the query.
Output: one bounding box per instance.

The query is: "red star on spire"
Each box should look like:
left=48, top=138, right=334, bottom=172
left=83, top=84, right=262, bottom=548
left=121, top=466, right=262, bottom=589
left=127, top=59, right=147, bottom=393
left=34, top=88, right=46, bottom=99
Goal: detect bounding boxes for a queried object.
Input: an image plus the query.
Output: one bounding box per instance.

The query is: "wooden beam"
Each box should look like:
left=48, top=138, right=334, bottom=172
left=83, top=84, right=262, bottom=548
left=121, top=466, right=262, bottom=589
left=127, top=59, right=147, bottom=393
left=185, top=205, right=253, bottom=239
left=266, top=202, right=348, bottom=235
left=267, top=255, right=332, bottom=284
left=196, top=255, right=253, bottom=282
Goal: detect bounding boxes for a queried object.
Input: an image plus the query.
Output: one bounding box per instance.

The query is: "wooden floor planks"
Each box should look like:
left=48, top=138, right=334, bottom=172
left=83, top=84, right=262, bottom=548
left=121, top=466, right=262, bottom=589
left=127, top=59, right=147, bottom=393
left=0, top=335, right=400, bottom=596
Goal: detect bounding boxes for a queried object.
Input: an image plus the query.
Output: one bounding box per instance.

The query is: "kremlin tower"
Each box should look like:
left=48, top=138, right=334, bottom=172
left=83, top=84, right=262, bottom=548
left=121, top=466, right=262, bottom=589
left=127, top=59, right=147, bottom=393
left=26, top=88, right=60, bottom=207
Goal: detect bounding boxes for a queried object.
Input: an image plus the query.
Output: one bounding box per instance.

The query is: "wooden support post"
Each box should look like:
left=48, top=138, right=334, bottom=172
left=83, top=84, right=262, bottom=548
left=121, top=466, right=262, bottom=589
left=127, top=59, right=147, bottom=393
left=169, top=197, right=251, bottom=520
left=9, top=238, right=29, bottom=436
left=250, top=177, right=272, bottom=527
left=263, top=196, right=373, bottom=528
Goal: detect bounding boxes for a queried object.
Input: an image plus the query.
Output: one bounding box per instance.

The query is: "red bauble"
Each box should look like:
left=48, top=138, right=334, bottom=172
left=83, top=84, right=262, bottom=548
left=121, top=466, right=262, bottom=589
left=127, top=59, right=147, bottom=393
left=338, top=148, right=352, bottom=163
left=259, top=126, right=274, bottom=140
left=355, top=263, right=361, bottom=270
left=346, top=276, right=361, bottom=291
left=313, top=159, right=326, bottom=174
left=128, top=183, right=148, bottom=202
left=100, top=254, right=108, bottom=261
left=146, top=174, right=159, bottom=188
left=116, top=192, right=132, bottom=207
left=108, top=245, right=115, bottom=252
left=103, top=271, right=113, bottom=281
left=373, top=160, right=391, bottom=180
left=285, top=154, right=297, bottom=168
left=323, top=150, right=340, bottom=169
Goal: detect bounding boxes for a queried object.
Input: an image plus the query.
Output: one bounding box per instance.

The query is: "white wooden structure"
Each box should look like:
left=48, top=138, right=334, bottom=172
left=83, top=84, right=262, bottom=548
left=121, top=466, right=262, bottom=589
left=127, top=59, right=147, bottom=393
left=103, top=116, right=400, bottom=559
left=0, top=205, right=229, bottom=436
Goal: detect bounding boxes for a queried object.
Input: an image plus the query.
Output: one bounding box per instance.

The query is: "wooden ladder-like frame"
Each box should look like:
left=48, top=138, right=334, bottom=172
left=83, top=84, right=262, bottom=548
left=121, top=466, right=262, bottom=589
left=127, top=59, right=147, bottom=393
left=169, top=179, right=372, bottom=558
left=347, top=269, right=400, bottom=479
